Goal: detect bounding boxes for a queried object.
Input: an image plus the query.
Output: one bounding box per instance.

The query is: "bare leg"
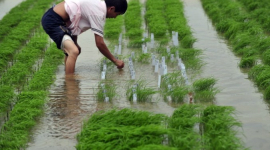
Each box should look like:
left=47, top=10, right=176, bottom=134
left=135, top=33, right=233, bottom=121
left=62, top=40, right=79, bottom=74
left=64, top=55, right=68, bottom=71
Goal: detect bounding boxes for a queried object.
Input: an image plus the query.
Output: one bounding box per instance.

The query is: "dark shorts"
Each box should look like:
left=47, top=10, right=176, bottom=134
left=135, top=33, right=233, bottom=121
left=41, top=7, right=74, bottom=51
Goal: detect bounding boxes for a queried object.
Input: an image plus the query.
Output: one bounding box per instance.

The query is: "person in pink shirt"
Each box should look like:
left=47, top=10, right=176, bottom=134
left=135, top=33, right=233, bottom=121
left=41, top=0, right=127, bottom=74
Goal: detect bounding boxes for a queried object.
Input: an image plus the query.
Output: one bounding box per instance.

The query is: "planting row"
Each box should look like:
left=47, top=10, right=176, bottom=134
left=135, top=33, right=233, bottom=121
left=100, top=0, right=218, bottom=104
left=201, top=0, right=270, bottom=100
left=0, top=0, right=56, bottom=72
left=0, top=43, right=63, bottom=149
left=124, top=0, right=144, bottom=48
left=0, top=27, right=48, bottom=118
left=76, top=105, right=245, bottom=149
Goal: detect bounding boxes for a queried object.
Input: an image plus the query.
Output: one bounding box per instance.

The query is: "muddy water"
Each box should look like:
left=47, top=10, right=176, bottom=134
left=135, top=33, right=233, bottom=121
left=183, top=0, right=270, bottom=149
left=0, top=0, right=23, bottom=20
left=27, top=26, right=176, bottom=148
left=27, top=31, right=105, bottom=150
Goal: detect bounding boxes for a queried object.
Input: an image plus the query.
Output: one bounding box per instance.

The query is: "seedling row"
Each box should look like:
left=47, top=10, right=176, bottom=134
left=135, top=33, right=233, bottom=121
left=76, top=105, right=246, bottom=150
left=201, top=0, right=270, bottom=100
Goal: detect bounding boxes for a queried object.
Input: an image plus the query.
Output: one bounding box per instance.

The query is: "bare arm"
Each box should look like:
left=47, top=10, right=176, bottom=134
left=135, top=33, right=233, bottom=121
left=95, top=34, right=124, bottom=68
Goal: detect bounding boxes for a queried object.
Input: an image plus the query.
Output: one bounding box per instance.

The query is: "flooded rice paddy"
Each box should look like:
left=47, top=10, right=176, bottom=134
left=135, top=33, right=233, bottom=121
left=1, top=0, right=270, bottom=149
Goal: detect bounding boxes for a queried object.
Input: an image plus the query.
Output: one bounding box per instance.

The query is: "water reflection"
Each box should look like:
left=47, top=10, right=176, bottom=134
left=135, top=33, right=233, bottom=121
left=48, top=75, right=82, bottom=139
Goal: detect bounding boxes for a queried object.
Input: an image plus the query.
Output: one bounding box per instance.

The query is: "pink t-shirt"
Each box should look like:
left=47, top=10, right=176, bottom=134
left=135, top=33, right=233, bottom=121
left=64, top=0, right=107, bottom=36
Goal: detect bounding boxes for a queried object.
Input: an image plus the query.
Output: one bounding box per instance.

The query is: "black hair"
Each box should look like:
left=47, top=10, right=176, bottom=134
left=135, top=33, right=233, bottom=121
left=105, top=0, right=128, bottom=14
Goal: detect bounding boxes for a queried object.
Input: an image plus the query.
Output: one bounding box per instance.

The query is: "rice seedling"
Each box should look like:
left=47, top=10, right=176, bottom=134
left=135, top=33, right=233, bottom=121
left=136, top=53, right=151, bottom=63
left=262, top=49, right=270, bottom=65
left=133, top=145, right=177, bottom=150
left=145, top=0, right=169, bottom=39
left=0, top=43, right=63, bottom=149
left=96, top=81, right=117, bottom=102
left=192, top=78, right=219, bottom=102
left=0, top=86, right=14, bottom=113
left=253, top=70, right=270, bottom=90
left=99, top=57, right=115, bottom=72
left=263, top=86, right=270, bottom=100
left=124, top=0, right=144, bottom=47
left=168, top=104, right=202, bottom=149
left=201, top=105, right=246, bottom=150
left=160, top=72, right=189, bottom=103
left=237, top=0, right=270, bottom=32
left=127, top=38, right=150, bottom=48
left=231, top=33, right=253, bottom=53
left=161, top=72, right=185, bottom=88
left=248, top=64, right=270, bottom=80
left=239, top=56, right=257, bottom=68
left=126, top=79, right=157, bottom=102
left=177, top=48, right=203, bottom=70
left=76, top=108, right=169, bottom=150
left=0, top=0, right=37, bottom=40
left=104, top=16, right=124, bottom=40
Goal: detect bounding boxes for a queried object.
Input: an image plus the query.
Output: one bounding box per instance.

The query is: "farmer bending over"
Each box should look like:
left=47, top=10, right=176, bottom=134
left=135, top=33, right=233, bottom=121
left=41, top=0, right=127, bottom=74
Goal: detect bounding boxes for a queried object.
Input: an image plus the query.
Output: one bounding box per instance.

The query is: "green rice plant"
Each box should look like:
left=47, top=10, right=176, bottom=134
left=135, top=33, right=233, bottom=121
left=0, top=0, right=36, bottom=40
left=99, top=57, right=115, bottom=72
left=177, top=48, right=203, bottom=70
left=248, top=64, right=270, bottom=81
left=0, top=86, right=14, bottom=113
left=164, top=86, right=189, bottom=103
left=0, top=43, right=63, bottom=149
left=223, top=21, right=242, bottom=39
left=161, top=72, right=186, bottom=89
left=132, top=145, right=177, bottom=150
left=145, top=0, right=169, bottom=39
left=201, top=105, right=245, bottom=150
left=178, top=48, right=202, bottom=62
left=239, top=56, right=257, bottom=68
left=231, top=33, right=253, bottom=53
left=0, top=0, right=57, bottom=72
left=127, top=38, right=150, bottom=48
left=76, top=108, right=169, bottom=150
left=192, top=78, right=219, bottom=102
left=263, top=86, right=270, bottom=100
left=164, top=0, right=196, bottom=48
left=104, top=16, right=124, bottom=40
left=235, top=47, right=257, bottom=57
left=136, top=53, right=151, bottom=63
left=262, top=49, right=270, bottom=65
left=192, top=77, right=217, bottom=92
left=161, top=73, right=189, bottom=103
left=237, top=0, right=270, bottom=32
left=253, top=36, right=270, bottom=53
left=124, top=0, right=143, bottom=46
left=96, top=81, right=117, bottom=102
left=126, top=79, right=157, bottom=102
left=168, top=104, right=202, bottom=149
left=181, top=35, right=196, bottom=49
left=254, top=70, right=270, bottom=90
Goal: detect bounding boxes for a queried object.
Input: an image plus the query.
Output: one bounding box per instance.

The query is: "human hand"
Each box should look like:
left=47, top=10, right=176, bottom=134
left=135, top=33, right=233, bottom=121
left=114, top=59, right=124, bottom=69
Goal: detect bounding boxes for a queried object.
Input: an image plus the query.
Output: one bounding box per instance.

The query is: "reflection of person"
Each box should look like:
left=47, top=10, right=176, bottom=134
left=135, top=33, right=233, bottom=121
left=51, top=75, right=81, bottom=119
left=41, top=0, right=127, bottom=74
left=48, top=75, right=81, bottom=139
